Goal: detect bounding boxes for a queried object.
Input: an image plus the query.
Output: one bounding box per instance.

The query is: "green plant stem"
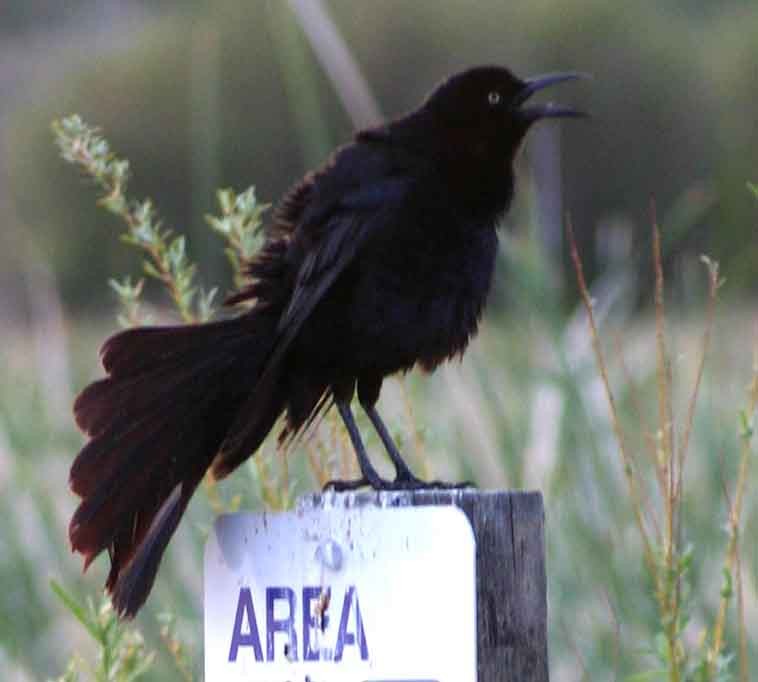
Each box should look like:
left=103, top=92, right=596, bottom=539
left=709, top=349, right=757, bottom=676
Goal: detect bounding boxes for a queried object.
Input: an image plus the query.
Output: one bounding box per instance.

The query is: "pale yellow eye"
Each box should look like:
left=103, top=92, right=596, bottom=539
left=488, top=90, right=501, bottom=106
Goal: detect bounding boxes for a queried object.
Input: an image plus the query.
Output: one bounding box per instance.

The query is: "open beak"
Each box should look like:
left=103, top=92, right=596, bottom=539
left=514, top=72, right=589, bottom=122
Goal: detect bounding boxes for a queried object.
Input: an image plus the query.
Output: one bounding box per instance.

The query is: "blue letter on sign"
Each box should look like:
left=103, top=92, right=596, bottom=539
left=334, top=586, right=369, bottom=661
left=228, top=588, right=263, bottom=662
left=267, top=587, right=298, bottom=661
left=302, top=586, right=329, bottom=661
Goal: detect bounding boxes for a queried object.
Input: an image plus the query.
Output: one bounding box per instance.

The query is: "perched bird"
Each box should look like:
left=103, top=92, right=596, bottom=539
left=69, top=65, right=585, bottom=617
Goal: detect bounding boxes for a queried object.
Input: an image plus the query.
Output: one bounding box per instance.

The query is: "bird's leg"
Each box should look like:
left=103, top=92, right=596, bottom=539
left=323, top=401, right=386, bottom=491
left=324, top=386, right=475, bottom=491
left=363, top=404, right=422, bottom=484
left=364, top=404, right=474, bottom=490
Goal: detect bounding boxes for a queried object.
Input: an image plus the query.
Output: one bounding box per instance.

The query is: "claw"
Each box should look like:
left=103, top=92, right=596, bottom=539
left=323, top=475, right=476, bottom=493
left=323, top=477, right=372, bottom=492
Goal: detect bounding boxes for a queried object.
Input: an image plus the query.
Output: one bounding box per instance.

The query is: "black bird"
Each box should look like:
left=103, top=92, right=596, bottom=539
left=69, top=65, right=585, bottom=617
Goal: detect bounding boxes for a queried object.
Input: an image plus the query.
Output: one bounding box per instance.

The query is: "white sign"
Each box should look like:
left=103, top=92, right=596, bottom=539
left=205, top=501, right=477, bottom=682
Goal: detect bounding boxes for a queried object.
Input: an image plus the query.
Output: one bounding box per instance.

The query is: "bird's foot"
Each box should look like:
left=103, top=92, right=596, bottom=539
left=390, top=474, right=476, bottom=491
left=322, top=474, right=475, bottom=493
left=322, top=477, right=373, bottom=492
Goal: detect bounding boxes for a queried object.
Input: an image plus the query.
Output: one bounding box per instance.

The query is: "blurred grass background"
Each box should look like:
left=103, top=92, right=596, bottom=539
left=1, top=1, right=757, bottom=680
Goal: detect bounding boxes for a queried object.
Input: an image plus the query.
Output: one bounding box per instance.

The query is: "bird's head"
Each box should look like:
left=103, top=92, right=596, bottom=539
left=423, top=65, right=587, bottom=163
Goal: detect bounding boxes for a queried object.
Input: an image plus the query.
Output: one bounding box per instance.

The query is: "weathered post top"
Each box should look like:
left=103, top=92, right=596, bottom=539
left=205, top=489, right=548, bottom=682
left=302, top=489, right=549, bottom=681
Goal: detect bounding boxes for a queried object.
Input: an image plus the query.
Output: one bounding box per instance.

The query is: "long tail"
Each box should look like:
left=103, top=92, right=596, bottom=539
left=69, top=311, right=283, bottom=618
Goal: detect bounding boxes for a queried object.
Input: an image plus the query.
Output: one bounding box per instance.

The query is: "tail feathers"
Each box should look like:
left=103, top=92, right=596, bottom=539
left=108, top=483, right=190, bottom=618
left=74, top=361, right=214, bottom=437
left=211, top=361, right=288, bottom=480
left=211, top=367, right=332, bottom=480
left=71, top=357, right=232, bottom=496
left=99, top=320, right=255, bottom=378
left=70, top=378, right=221, bottom=564
left=70, top=313, right=279, bottom=617
left=75, top=321, right=256, bottom=437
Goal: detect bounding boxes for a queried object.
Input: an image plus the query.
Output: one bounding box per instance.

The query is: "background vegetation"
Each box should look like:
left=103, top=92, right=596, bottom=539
left=0, top=1, right=756, bottom=680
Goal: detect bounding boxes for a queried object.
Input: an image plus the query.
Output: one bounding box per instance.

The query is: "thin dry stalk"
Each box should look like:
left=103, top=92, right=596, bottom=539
left=652, top=222, right=676, bottom=559
left=601, top=588, right=622, bottom=680
left=736, top=539, right=747, bottom=682
left=335, top=414, right=356, bottom=480
left=614, top=331, right=666, bottom=517
left=280, top=448, right=291, bottom=505
left=251, top=444, right=290, bottom=510
left=567, top=218, right=655, bottom=574
left=159, top=624, right=194, bottom=682
left=203, top=473, right=226, bottom=516
left=397, top=378, right=432, bottom=479
left=675, top=256, right=721, bottom=500
left=304, top=438, right=330, bottom=488
left=651, top=222, right=685, bottom=682
left=559, top=617, right=590, bottom=681
left=613, top=332, right=655, bottom=458
left=287, top=0, right=382, bottom=128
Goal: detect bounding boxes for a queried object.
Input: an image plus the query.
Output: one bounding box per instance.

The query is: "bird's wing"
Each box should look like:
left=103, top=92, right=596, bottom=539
left=213, top=173, right=411, bottom=469
left=275, top=175, right=410, bottom=351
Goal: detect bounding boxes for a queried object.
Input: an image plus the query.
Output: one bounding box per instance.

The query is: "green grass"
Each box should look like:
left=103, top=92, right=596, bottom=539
left=2, top=253, right=756, bottom=680
left=3, top=54, right=757, bottom=682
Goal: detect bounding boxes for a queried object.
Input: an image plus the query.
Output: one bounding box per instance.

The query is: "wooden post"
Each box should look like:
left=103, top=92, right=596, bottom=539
left=302, top=489, right=548, bottom=681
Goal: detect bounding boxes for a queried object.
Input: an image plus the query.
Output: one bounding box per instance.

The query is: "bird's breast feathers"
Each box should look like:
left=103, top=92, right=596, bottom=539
left=344, top=216, right=499, bottom=372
